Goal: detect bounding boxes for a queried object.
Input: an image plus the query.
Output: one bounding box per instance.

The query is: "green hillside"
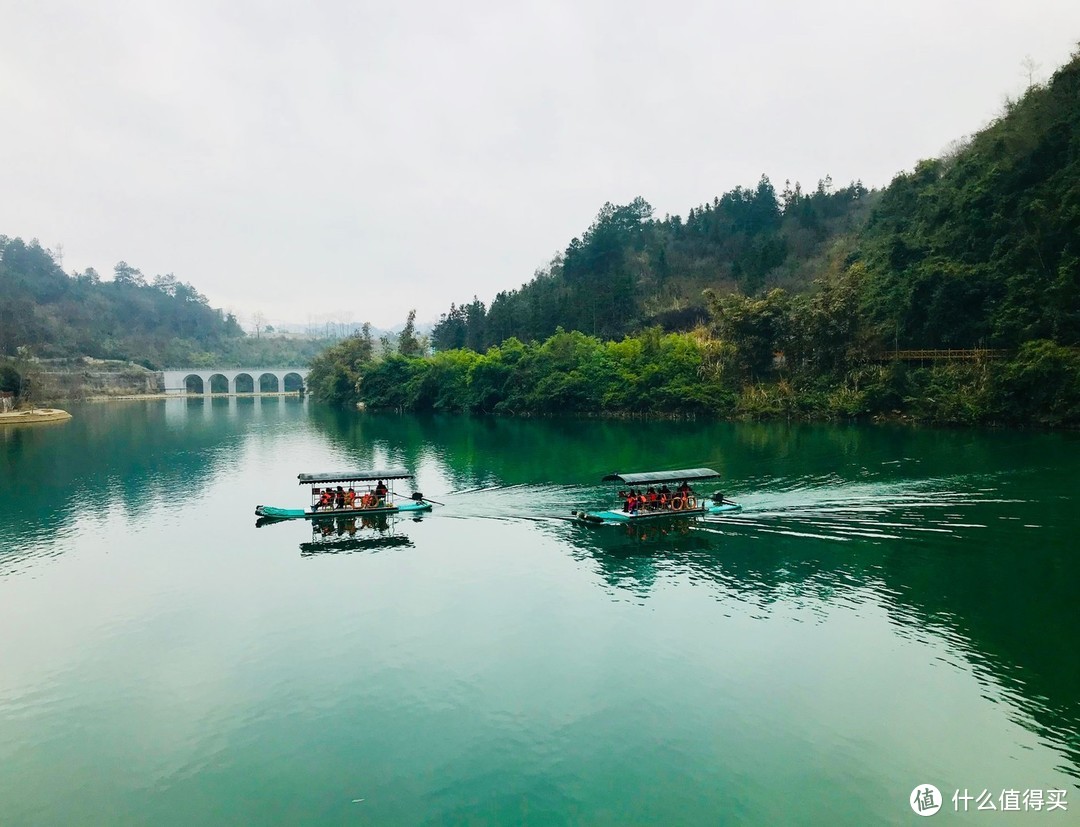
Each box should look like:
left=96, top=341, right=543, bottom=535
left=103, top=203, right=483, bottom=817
left=314, top=49, right=1080, bottom=425
left=0, top=237, right=326, bottom=370
left=858, top=60, right=1080, bottom=349
left=432, top=178, right=874, bottom=351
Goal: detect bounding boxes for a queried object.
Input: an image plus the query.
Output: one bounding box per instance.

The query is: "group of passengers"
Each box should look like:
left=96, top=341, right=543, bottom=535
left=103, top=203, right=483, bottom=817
left=620, top=481, right=696, bottom=514
left=312, top=479, right=389, bottom=511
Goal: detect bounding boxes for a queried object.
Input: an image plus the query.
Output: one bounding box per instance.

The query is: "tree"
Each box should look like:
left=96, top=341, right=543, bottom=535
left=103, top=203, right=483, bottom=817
left=398, top=309, right=421, bottom=357
left=113, top=261, right=146, bottom=287
left=1020, top=55, right=1041, bottom=89
left=152, top=273, right=178, bottom=295
left=253, top=311, right=267, bottom=339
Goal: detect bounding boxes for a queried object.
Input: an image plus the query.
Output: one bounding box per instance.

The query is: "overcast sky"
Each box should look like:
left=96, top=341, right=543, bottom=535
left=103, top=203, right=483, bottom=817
left=3, top=1, right=1078, bottom=329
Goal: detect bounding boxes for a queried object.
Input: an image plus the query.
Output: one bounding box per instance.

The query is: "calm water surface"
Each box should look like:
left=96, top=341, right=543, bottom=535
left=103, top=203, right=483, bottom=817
left=1, top=399, right=1078, bottom=825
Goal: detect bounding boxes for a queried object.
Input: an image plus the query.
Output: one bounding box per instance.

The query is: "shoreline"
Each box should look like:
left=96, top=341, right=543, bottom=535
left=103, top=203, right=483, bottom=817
left=82, top=392, right=303, bottom=402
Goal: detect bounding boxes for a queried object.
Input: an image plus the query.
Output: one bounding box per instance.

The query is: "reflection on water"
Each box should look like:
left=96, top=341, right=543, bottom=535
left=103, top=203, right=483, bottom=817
left=1, top=401, right=1078, bottom=823
left=292, top=512, right=417, bottom=556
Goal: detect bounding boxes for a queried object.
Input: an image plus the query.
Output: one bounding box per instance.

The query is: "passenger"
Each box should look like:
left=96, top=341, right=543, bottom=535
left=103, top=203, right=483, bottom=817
left=335, top=486, right=346, bottom=509
left=677, top=480, right=695, bottom=508
left=620, top=490, right=630, bottom=512
left=315, top=489, right=332, bottom=511
left=375, top=479, right=388, bottom=498
left=660, top=484, right=671, bottom=502
left=659, top=491, right=668, bottom=509
left=646, top=487, right=658, bottom=510
left=361, top=492, right=374, bottom=509
left=628, top=490, right=639, bottom=514
left=345, top=487, right=356, bottom=507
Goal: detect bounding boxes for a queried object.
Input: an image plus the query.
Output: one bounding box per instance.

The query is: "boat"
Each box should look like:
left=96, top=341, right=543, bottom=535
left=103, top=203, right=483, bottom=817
left=254, top=468, right=433, bottom=520
left=574, top=467, right=740, bottom=524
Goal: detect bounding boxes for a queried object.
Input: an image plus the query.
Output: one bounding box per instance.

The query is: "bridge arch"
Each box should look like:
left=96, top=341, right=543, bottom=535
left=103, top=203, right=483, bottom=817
left=161, top=367, right=309, bottom=396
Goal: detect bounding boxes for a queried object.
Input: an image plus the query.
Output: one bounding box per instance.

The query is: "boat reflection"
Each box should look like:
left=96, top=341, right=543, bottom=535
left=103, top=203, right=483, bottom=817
left=573, top=514, right=705, bottom=548
left=256, top=511, right=418, bottom=556
left=302, top=513, right=416, bottom=556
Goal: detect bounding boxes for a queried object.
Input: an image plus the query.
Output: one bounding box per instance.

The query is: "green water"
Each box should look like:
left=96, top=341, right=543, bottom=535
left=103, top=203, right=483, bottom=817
left=1, top=399, right=1077, bottom=825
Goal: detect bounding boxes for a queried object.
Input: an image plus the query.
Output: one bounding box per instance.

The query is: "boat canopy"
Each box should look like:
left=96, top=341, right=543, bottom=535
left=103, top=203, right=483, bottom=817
left=297, top=469, right=413, bottom=485
left=601, top=468, right=721, bottom=486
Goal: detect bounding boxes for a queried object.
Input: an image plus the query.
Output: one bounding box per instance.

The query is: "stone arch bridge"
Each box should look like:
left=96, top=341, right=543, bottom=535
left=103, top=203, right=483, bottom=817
left=161, top=367, right=309, bottom=395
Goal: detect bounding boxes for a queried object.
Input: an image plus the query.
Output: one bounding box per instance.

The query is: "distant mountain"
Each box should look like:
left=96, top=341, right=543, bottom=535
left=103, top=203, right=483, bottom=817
left=0, top=241, right=328, bottom=368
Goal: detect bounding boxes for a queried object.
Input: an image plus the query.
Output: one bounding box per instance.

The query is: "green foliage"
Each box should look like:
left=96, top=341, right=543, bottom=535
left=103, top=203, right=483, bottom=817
left=356, top=355, right=424, bottom=411
left=859, top=55, right=1080, bottom=349
left=432, top=177, right=876, bottom=351
left=0, top=235, right=327, bottom=368
left=397, top=309, right=422, bottom=357
left=307, top=325, right=375, bottom=405
left=405, top=52, right=1080, bottom=427
left=0, top=361, right=23, bottom=398
left=993, top=340, right=1080, bottom=425
left=705, top=288, right=792, bottom=379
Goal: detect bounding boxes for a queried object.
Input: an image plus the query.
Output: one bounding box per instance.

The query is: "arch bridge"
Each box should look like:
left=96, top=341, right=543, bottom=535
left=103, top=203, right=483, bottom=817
left=161, top=367, right=309, bottom=396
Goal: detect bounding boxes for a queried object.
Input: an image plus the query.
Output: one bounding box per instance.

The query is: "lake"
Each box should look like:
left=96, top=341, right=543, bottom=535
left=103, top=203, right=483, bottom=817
left=1, top=398, right=1077, bottom=825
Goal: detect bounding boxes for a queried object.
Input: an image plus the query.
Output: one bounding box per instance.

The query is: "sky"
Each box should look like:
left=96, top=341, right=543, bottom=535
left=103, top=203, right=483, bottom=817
left=2, top=1, right=1079, bottom=330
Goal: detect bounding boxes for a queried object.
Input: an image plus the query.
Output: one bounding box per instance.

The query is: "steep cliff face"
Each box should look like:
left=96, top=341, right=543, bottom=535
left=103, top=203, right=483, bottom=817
left=28, top=358, right=164, bottom=401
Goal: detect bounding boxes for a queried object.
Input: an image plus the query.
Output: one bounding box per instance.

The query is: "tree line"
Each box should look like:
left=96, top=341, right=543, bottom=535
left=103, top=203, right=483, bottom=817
left=431, top=179, right=874, bottom=352
left=311, top=48, right=1080, bottom=427
left=0, top=236, right=329, bottom=373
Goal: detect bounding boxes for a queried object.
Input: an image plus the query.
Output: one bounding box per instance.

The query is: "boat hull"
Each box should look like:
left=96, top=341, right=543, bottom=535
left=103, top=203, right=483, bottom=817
left=576, top=498, right=740, bottom=524
left=255, top=501, right=433, bottom=520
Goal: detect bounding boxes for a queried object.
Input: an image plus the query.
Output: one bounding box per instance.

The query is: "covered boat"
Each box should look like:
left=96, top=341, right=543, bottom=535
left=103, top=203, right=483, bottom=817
left=255, top=468, right=433, bottom=520
left=575, top=467, right=740, bottom=524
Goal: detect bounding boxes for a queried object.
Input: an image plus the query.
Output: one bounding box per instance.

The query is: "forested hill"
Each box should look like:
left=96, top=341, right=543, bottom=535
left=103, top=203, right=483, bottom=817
left=309, top=50, right=1080, bottom=426
left=435, top=49, right=1080, bottom=356
left=432, top=178, right=875, bottom=351
left=858, top=53, right=1080, bottom=350
left=0, top=237, right=324, bottom=368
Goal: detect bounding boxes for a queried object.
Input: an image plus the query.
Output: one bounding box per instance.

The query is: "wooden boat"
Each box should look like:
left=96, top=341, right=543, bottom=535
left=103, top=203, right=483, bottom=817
left=574, top=467, right=740, bottom=524
left=255, top=468, right=433, bottom=520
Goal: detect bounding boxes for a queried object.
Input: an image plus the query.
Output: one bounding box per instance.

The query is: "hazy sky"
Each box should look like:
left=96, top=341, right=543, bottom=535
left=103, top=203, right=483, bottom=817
left=3, top=1, right=1078, bottom=329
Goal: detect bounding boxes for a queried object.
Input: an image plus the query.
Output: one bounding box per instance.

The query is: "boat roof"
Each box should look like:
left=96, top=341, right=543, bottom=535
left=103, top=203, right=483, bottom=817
left=298, top=469, right=413, bottom=485
left=601, top=467, right=721, bottom=485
